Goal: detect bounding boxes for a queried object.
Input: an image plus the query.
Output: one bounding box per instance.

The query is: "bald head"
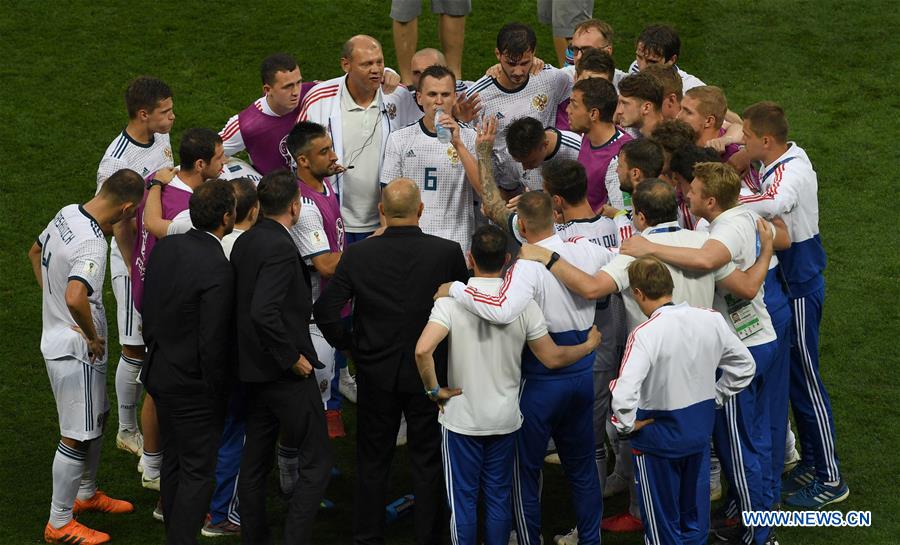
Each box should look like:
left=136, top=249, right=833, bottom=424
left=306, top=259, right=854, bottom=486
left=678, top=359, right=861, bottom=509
left=341, top=35, right=382, bottom=61
left=411, top=48, right=448, bottom=88
left=381, top=178, right=422, bottom=223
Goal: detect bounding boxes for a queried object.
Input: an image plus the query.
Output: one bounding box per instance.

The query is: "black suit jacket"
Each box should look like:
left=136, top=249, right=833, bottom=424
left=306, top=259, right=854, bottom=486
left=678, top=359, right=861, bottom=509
left=231, top=217, right=321, bottom=383
left=314, top=226, right=469, bottom=393
left=141, top=229, right=234, bottom=397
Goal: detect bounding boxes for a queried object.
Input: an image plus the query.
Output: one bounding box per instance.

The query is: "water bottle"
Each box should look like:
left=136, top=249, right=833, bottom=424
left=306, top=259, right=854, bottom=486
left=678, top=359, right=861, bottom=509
left=385, top=494, right=415, bottom=524
left=435, top=108, right=451, bottom=144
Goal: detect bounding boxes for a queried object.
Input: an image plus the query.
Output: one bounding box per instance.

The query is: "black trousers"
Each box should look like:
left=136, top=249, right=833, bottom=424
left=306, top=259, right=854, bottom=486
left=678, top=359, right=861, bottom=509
left=239, top=377, right=333, bottom=545
left=155, top=391, right=226, bottom=545
left=354, top=374, right=448, bottom=545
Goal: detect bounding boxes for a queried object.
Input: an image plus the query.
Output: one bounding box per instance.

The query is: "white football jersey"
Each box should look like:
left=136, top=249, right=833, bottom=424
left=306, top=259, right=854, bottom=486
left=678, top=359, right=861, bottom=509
left=556, top=214, right=619, bottom=249
left=496, top=128, right=582, bottom=192
left=97, top=130, right=174, bottom=278
left=291, top=195, right=333, bottom=303
left=218, top=156, right=262, bottom=184
left=467, top=68, right=572, bottom=189
left=381, top=120, right=477, bottom=255
left=37, top=205, right=109, bottom=369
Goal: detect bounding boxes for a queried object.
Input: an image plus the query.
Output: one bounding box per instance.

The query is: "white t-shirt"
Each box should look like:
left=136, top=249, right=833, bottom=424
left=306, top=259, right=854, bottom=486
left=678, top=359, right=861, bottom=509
left=709, top=205, right=776, bottom=347
left=97, top=130, right=174, bottom=278
left=220, top=228, right=244, bottom=260
left=381, top=120, right=477, bottom=255
left=601, top=221, right=735, bottom=331
left=430, top=277, right=547, bottom=435
left=37, top=205, right=109, bottom=369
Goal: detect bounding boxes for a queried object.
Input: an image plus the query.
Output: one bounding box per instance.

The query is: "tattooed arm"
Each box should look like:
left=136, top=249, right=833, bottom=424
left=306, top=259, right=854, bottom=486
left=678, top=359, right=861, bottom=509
left=475, top=116, right=512, bottom=234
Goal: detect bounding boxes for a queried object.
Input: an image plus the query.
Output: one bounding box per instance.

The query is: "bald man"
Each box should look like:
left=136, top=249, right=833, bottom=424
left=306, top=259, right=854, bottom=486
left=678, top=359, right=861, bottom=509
left=315, top=178, right=469, bottom=544
left=300, top=35, right=421, bottom=243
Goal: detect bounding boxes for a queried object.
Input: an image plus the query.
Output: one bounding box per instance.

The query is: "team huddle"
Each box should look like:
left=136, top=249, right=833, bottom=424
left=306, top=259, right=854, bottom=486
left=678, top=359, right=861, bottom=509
left=31, top=17, right=843, bottom=545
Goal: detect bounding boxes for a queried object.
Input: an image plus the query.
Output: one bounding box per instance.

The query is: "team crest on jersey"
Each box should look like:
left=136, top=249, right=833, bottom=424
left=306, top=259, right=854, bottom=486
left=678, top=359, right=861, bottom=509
left=386, top=103, right=397, bottom=120
left=319, top=379, right=328, bottom=393
left=446, top=146, right=460, bottom=165
left=531, top=94, right=549, bottom=112
left=279, top=135, right=296, bottom=171
left=163, top=147, right=173, bottom=159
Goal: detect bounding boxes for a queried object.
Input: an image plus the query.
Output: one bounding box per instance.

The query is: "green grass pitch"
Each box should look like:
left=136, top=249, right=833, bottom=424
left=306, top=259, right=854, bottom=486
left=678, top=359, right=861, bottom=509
left=1, top=0, right=898, bottom=542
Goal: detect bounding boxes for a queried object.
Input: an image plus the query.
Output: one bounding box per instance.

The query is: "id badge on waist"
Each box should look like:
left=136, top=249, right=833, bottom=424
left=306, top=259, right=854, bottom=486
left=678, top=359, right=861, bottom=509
left=725, top=294, right=762, bottom=340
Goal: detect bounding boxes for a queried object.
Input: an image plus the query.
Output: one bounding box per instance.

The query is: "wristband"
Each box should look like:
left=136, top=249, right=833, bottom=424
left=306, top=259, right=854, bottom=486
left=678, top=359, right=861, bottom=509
left=545, top=251, right=561, bottom=270
left=425, top=387, right=440, bottom=400
left=146, top=179, right=163, bottom=191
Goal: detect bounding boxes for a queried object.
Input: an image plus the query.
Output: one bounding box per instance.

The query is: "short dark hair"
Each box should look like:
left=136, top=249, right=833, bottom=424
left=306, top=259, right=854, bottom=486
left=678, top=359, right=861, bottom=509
left=98, top=169, right=145, bottom=205
left=497, top=23, right=537, bottom=60
left=542, top=159, right=587, bottom=205
left=470, top=225, right=508, bottom=273
left=506, top=117, right=545, bottom=160
left=230, top=178, right=259, bottom=223
left=743, top=101, right=789, bottom=143
left=650, top=120, right=696, bottom=155
left=125, top=76, right=172, bottom=119
left=189, top=179, right=235, bottom=232
left=637, top=24, right=681, bottom=62
left=628, top=256, right=674, bottom=299
left=257, top=170, right=299, bottom=216
left=575, top=48, right=615, bottom=80
left=516, top=191, right=554, bottom=232
left=286, top=121, right=329, bottom=160
left=573, top=77, right=618, bottom=122
left=620, top=139, right=664, bottom=178
left=179, top=128, right=222, bottom=171
left=632, top=178, right=677, bottom=226
left=418, top=64, right=456, bottom=91
left=670, top=145, right=721, bottom=182
left=261, top=53, right=299, bottom=86
left=617, top=72, right=663, bottom=110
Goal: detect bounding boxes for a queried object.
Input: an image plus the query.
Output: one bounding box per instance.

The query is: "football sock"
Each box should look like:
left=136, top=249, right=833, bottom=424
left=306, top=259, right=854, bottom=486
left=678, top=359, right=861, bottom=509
left=77, top=438, right=103, bottom=501
left=50, top=441, right=86, bottom=529
left=141, top=450, right=163, bottom=480
left=115, top=355, right=143, bottom=432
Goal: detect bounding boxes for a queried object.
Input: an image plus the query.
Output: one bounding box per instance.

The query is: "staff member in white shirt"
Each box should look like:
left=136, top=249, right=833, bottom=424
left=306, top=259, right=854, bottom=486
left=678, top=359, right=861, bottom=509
left=415, top=224, right=600, bottom=545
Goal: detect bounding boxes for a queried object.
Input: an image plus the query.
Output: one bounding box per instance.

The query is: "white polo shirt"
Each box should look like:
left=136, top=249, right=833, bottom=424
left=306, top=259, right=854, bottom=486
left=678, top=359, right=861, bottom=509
left=340, top=86, right=384, bottom=233
left=708, top=205, right=776, bottom=347
left=430, top=277, right=548, bottom=436
left=601, top=221, right=735, bottom=331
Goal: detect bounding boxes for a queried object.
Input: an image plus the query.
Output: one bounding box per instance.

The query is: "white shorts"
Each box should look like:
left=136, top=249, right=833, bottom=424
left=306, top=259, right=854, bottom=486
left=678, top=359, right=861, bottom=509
left=311, top=325, right=336, bottom=407
left=112, top=274, right=144, bottom=346
left=46, top=357, right=110, bottom=441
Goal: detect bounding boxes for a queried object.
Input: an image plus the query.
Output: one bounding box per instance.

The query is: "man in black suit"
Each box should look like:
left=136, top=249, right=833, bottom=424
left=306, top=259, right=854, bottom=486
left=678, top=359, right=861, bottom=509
left=141, top=180, right=237, bottom=545
left=314, top=178, right=469, bottom=545
left=230, top=170, right=331, bottom=545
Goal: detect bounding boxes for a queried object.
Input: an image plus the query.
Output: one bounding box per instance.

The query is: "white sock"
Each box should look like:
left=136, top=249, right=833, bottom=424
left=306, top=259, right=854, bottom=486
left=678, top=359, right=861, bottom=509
left=785, top=423, right=798, bottom=460
left=277, top=444, right=299, bottom=494
left=77, top=438, right=102, bottom=500
left=49, top=441, right=86, bottom=529
left=115, top=355, right=143, bottom=432
left=141, top=450, right=163, bottom=480
left=340, top=365, right=352, bottom=381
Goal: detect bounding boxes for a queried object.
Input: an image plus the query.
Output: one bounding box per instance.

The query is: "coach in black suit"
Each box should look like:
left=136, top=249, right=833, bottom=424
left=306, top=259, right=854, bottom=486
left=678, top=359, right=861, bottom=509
left=314, top=178, right=469, bottom=545
left=230, top=170, right=331, bottom=545
left=141, top=180, right=236, bottom=545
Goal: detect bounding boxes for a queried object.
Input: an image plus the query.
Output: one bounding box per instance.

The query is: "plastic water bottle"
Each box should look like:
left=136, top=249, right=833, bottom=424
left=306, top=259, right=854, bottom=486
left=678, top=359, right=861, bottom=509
left=435, top=108, right=451, bottom=144
left=385, top=494, right=415, bottom=524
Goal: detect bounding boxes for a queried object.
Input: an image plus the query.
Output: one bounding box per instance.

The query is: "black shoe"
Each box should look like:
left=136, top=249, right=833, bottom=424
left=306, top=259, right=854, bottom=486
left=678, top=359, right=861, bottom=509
left=710, top=525, right=743, bottom=544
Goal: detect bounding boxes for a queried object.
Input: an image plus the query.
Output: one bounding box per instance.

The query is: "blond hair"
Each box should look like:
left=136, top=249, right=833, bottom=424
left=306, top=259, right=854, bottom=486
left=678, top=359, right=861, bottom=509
left=693, top=162, right=740, bottom=209
left=627, top=256, right=674, bottom=299
left=685, top=86, right=727, bottom=129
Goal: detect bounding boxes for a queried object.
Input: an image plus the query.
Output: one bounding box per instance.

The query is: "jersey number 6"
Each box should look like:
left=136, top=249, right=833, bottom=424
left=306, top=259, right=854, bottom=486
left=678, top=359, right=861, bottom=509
left=424, top=167, right=438, bottom=191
